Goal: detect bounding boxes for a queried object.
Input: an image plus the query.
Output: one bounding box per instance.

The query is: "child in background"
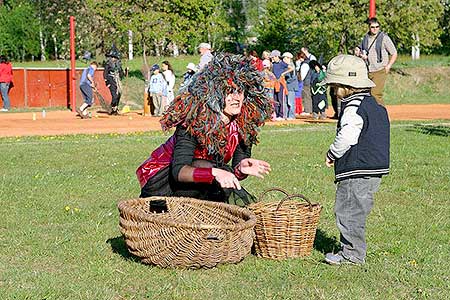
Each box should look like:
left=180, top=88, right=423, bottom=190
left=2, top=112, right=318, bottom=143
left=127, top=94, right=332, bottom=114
left=261, top=59, right=277, bottom=121
left=179, top=62, right=197, bottom=93
left=148, top=64, right=167, bottom=117
left=76, top=61, right=98, bottom=118
left=309, top=60, right=328, bottom=120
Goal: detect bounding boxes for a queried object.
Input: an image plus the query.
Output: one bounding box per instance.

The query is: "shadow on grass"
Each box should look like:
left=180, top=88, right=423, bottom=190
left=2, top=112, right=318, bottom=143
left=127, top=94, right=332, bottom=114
left=408, top=124, right=450, bottom=137
left=106, top=236, right=140, bottom=262
left=313, top=229, right=340, bottom=254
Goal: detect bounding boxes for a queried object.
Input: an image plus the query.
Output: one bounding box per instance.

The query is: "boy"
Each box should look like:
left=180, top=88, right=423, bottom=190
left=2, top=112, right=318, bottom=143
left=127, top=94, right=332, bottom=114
left=148, top=64, right=167, bottom=117
left=77, top=61, right=98, bottom=118
left=321, top=55, right=390, bottom=265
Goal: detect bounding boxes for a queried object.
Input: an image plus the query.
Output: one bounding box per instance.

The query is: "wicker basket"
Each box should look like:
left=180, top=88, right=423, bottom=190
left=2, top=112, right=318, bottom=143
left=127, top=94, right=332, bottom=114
left=118, top=197, right=256, bottom=269
left=248, top=188, right=322, bottom=260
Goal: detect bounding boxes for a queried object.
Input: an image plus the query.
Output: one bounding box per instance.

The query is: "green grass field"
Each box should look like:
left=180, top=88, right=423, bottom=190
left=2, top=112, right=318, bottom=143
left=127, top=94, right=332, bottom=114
left=1, top=121, right=449, bottom=299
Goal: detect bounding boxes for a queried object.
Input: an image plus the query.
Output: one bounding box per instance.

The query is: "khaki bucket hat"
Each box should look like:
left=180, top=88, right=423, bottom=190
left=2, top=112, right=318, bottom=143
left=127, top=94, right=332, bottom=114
left=321, top=54, right=375, bottom=88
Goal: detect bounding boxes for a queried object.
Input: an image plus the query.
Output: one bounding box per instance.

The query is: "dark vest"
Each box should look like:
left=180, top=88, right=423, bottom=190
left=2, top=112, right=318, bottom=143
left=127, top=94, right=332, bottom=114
left=361, top=31, right=385, bottom=64
left=300, top=58, right=312, bottom=86
left=334, top=94, right=390, bottom=181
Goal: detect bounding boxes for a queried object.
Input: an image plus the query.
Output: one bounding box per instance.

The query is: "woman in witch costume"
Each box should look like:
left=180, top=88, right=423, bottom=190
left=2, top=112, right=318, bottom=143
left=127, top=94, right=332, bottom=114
left=136, top=53, right=272, bottom=203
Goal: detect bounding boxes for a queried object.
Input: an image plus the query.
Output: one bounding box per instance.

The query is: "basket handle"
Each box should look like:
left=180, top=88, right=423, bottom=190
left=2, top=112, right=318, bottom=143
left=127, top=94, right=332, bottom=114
left=275, top=193, right=313, bottom=211
left=259, top=188, right=291, bottom=202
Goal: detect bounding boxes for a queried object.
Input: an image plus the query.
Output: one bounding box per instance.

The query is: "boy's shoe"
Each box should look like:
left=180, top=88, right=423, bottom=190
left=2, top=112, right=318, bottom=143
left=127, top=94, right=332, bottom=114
left=75, top=108, right=83, bottom=117
left=324, top=252, right=362, bottom=266
left=76, top=108, right=90, bottom=119
left=0, top=108, right=8, bottom=112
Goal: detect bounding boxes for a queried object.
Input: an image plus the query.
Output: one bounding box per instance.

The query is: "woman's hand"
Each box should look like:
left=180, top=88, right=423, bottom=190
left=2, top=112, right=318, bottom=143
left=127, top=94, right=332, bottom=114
left=212, top=168, right=241, bottom=190
left=238, top=158, right=271, bottom=178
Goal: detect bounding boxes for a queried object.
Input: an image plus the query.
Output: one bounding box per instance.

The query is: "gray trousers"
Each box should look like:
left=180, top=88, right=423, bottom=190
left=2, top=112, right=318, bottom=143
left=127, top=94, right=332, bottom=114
left=151, top=93, right=163, bottom=116
left=335, top=177, right=381, bottom=263
left=301, top=84, right=312, bottom=113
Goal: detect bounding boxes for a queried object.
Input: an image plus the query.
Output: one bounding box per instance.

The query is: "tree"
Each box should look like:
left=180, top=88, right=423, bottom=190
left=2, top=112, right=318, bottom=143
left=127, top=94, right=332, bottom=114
left=255, top=0, right=445, bottom=61
left=379, top=0, right=444, bottom=54
left=0, top=2, right=40, bottom=60
left=439, top=0, right=450, bottom=53
left=89, top=0, right=232, bottom=57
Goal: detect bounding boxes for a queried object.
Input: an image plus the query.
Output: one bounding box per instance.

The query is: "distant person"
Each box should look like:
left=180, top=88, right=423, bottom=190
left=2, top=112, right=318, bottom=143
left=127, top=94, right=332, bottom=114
left=301, top=46, right=317, bottom=62
left=270, top=50, right=292, bottom=119
left=179, top=62, right=197, bottom=93
left=282, top=52, right=298, bottom=119
left=76, top=61, right=98, bottom=119
left=261, top=50, right=272, bottom=69
left=297, top=51, right=312, bottom=116
left=0, top=55, right=12, bottom=112
left=161, top=60, right=175, bottom=107
left=309, top=60, right=327, bottom=120
left=82, top=50, right=92, bottom=63
left=104, top=45, right=124, bottom=115
left=321, top=54, right=390, bottom=265
left=148, top=64, right=167, bottom=117
left=261, top=59, right=277, bottom=120
left=358, top=17, right=397, bottom=105
left=197, top=42, right=213, bottom=70
left=249, top=50, right=263, bottom=71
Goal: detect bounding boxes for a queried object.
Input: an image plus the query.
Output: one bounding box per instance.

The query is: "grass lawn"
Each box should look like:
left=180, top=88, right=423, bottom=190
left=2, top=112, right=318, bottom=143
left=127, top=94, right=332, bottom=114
left=0, top=121, right=449, bottom=299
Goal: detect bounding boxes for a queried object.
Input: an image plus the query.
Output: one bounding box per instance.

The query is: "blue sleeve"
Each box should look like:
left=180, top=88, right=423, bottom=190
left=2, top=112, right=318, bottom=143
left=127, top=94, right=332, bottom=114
left=88, top=66, right=95, bottom=77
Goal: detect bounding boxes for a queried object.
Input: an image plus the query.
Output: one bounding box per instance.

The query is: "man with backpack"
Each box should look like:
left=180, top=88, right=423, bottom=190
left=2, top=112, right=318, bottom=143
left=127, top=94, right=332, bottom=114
left=358, top=18, right=397, bottom=106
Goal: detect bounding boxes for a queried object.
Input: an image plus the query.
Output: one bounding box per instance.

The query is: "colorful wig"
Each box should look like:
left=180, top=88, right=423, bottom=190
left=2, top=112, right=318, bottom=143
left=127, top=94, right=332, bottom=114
left=160, top=52, right=272, bottom=156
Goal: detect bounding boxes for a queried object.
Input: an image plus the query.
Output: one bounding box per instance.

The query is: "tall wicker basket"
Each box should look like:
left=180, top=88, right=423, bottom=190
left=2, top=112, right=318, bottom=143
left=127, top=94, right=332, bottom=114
left=247, top=188, right=322, bottom=260
left=118, top=197, right=256, bottom=269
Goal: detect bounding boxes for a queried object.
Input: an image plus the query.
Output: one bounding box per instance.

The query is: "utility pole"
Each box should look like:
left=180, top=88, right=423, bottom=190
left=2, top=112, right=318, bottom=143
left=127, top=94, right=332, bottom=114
left=369, top=0, right=376, bottom=18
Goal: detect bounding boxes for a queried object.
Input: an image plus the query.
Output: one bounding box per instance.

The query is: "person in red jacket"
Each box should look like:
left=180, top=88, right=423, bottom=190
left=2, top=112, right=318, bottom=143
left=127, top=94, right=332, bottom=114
left=249, top=50, right=263, bottom=71
left=0, top=55, right=13, bottom=112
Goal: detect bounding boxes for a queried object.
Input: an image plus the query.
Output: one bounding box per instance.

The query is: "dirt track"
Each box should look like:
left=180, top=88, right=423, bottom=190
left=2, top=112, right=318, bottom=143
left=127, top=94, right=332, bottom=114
left=0, top=104, right=449, bottom=137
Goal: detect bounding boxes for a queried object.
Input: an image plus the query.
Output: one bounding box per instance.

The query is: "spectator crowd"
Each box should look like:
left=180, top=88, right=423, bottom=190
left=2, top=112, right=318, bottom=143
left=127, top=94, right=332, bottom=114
left=86, top=17, right=398, bottom=120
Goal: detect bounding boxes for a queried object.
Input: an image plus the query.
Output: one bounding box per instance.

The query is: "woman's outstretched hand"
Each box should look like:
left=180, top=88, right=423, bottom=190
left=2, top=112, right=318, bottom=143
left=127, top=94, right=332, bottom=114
left=239, top=158, right=271, bottom=178
left=212, top=168, right=241, bottom=190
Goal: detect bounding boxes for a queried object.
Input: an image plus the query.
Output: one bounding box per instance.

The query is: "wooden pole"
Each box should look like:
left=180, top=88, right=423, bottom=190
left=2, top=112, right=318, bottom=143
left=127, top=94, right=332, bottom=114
left=70, top=16, right=76, bottom=112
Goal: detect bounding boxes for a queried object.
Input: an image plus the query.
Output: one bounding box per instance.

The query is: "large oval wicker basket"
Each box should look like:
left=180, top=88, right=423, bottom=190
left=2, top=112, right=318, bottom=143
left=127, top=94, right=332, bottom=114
left=248, top=188, right=322, bottom=260
left=118, top=197, right=256, bottom=269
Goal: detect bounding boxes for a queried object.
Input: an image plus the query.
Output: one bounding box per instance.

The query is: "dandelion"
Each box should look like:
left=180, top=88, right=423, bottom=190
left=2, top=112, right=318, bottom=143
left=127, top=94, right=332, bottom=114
left=64, top=206, right=71, bottom=211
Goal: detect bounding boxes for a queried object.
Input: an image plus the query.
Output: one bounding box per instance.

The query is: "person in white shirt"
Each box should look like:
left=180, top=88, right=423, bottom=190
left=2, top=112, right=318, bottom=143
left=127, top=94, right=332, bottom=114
left=161, top=60, right=176, bottom=106
left=197, top=42, right=213, bottom=70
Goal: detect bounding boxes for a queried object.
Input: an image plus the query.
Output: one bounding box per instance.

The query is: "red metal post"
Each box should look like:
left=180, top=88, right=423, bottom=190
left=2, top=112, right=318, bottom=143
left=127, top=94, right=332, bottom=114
left=369, top=0, right=376, bottom=18
left=70, top=16, right=76, bottom=112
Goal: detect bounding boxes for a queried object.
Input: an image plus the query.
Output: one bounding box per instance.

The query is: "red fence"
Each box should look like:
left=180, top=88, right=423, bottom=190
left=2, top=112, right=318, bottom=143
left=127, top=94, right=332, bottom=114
left=9, top=68, right=111, bottom=108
